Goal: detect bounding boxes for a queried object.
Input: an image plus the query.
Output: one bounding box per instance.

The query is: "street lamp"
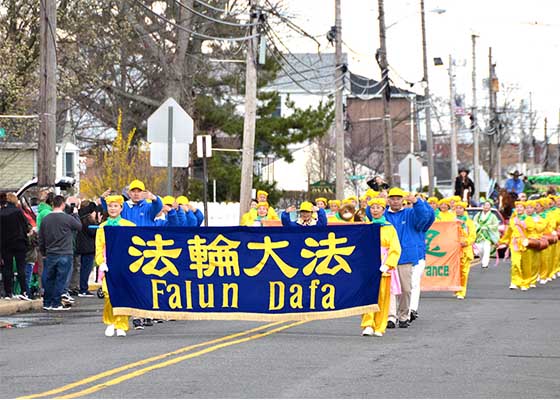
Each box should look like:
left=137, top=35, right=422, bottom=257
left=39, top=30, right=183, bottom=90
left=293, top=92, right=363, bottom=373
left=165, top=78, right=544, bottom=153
left=421, top=0, right=435, bottom=196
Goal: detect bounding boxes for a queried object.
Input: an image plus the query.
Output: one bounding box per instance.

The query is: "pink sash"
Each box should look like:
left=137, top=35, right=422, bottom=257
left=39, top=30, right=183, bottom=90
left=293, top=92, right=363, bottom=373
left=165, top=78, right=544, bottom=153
left=381, top=247, right=402, bottom=295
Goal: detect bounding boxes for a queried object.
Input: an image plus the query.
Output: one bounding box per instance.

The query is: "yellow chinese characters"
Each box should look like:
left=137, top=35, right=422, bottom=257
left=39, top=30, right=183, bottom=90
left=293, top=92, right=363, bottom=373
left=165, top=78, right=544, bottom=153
left=128, top=234, right=181, bottom=277
left=245, top=236, right=299, bottom=278
left=188, top=234, right=241, bottom=279
left=301, top=232, right=355, bottom=276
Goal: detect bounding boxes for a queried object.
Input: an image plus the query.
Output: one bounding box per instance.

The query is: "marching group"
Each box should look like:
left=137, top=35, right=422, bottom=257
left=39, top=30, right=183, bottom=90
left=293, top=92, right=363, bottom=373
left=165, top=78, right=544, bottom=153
left=1, top=174, right=556, bottom=339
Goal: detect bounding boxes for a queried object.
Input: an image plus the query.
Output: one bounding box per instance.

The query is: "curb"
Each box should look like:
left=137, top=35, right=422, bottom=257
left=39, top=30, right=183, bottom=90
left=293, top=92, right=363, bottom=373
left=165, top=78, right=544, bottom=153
left=0, top=299, right=43, bottom=317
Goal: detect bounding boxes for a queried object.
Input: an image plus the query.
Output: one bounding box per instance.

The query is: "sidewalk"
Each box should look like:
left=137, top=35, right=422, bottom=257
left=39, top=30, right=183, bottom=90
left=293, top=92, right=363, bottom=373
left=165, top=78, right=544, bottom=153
left=0, top=282, right=101, bottom=317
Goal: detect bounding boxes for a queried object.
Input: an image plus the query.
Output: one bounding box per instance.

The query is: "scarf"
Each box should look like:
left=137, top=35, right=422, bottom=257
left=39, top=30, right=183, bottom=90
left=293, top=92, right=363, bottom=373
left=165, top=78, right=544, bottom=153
left=371, top=216, right=387, bottom=224
left=105, top=216, right=122, bottom=226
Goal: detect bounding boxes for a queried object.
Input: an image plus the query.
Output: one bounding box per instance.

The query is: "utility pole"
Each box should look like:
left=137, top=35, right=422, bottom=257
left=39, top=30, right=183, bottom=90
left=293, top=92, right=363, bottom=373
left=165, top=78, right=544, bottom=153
left=239, top=1, right=259, bottom=218
left=448, top=54, right=457, bottom=180
left=377, top=0, right=394, bottom=186
left=471, top=34, right=480, bottom=202
left=557, top=108, right=560, bottom=172
left=420, top=0, right=434, bottom=195
left=518, top=100, right=525, bottom=168
left=38, top=0, right=57, bottom=187
left=334, top=0, right=345, bottom=197
left=488, top=47, right=494, bottom=180
left=544, top=117, right=548, bottom=169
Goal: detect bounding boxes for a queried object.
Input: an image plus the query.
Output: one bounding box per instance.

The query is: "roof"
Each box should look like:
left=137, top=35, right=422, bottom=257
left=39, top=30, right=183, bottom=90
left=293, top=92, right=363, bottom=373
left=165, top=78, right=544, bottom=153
left=266, top=53, right=348, bottom=94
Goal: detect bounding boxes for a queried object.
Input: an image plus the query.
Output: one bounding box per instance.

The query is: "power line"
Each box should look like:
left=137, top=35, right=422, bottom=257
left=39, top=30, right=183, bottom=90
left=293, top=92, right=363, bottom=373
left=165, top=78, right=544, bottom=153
left=172, top=0, right=258, bottom=27
left=130, top=0, right=260, bottom=42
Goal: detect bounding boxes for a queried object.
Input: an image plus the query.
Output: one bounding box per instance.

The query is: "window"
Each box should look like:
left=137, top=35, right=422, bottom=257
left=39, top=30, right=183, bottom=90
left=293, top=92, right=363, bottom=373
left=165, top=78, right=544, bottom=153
left=65, top=152, right=75, bottom=178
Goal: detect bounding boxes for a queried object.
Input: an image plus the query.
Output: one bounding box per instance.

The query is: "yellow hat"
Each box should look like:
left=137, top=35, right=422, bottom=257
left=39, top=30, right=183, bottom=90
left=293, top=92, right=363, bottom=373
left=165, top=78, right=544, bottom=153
left=105, top=195, right=124, bottom=205
left=315, top=197, right=328, bottom=205
left=256, top=201, right=269, bottom=209
left=428, top=197, right=438, bottom=203
left=176, top=195, right=189, bottom=205
left=438, top=198, right=451, bottom=206
left=365, top=189, right=379, bottom=199
left=299, top=201, right=313, bottom=212
left=526, top=200, right=537, bottom=207
left=359, top=194, right=367, bottom=201
left=368, top=198, right=387, bottom=208
left=162, top=195, right=175, bottom=206
left=328, top=199, right=341, bottom=207
left=342, top=198, right=353, bottom=205
left=346, top=195, right=358, bottom=202
left=257, top=190, right=268, bottom=198
left=455, top=201, right=468, bottom=209
left=129, top=179, right=145, bottom=191
left=514, top=201, right=526, bottom=207
left=451, top=195, right=461, bottom=202
left=388, top=187, right=406, bottom=197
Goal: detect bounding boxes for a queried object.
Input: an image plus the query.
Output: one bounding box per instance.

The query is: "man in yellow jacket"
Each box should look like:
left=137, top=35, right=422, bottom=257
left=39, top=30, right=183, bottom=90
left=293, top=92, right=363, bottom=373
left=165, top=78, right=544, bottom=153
left=454, top=201, right=476, bottom=299
left=361, top=198, right=401, bottom=337
left=96, top=195, right=136, bottom=337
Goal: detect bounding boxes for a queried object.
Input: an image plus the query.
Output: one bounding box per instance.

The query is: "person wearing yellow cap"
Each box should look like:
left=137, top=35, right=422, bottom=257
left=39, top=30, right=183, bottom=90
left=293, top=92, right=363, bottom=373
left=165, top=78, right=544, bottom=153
left=240, top=199, right=258, bottom=226
left=326, top=199, right=342, bottom=221
left=365, top=189, right=379, bottom=202
left=242, top=201, right=279, bottom=226
left=384, top=187, right=435, bottom=328
left=524, top=200, right=546, bottom=288
left=454, top=201, right=476, bottom=299
left=281, top=201, right=327, bottom=227
left=361, top=197, right=401, bottom=337
left=499, top=201, right=529, bottom=290
left=436, top=198, right=455, bottom=222
left=251, top=190, right=278, bottom=221
left=153, top=196, right=181, bottom=227
left=535, top=198, right=554, bottom=284
left=473, top=199, right=500, bottom=269
left=358, top=194, right=368, bottom=210
left=315, top=197, right=328, bottom=209
left=100, top=179, right=162, bottom=227
left=95, top=195, right=135, bottom=337
left=427, top=197, right=439, bottom=218
left=345, top=195, right=358, bottom=209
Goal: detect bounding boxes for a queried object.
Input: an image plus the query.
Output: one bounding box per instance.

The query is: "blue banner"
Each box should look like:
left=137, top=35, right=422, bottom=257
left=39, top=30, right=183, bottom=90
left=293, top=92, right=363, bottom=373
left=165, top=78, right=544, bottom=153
left=105, top=225, right=381, bottom=321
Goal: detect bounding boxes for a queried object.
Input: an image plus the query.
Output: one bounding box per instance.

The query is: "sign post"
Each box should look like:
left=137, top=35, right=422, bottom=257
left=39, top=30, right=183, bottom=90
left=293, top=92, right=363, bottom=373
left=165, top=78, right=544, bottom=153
left=197, top=135, right=212, bottom=226
left=148, top=98, right=193, bottom=193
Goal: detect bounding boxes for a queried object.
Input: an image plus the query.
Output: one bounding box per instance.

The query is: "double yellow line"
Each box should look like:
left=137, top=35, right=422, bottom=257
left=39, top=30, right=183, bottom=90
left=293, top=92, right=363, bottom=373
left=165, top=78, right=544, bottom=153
left=19, top=320, right=307, bottom=399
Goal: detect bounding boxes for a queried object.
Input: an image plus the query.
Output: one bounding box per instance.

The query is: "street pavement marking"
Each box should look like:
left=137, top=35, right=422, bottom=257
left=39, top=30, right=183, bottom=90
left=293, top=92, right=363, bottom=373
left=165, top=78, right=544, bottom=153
left=18, top=321, right=287, bottom=399
left=58, top=320, right=308, bottom=399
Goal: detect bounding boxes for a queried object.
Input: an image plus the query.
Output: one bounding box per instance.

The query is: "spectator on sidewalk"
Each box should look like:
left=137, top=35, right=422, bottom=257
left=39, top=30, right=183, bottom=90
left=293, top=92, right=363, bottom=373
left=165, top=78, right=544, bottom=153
left=0, top=193, right=32, bottom=301
left=76, top=200, right=98, bottom=297
left=38, top=195, right=82, bottom=311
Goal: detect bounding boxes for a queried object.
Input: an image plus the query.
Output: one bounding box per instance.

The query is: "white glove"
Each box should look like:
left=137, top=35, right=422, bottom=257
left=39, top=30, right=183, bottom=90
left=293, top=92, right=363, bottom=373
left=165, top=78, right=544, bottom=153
left=99, top=263, right=109, bottom=273
left=379, top=265, right=389, bottom=273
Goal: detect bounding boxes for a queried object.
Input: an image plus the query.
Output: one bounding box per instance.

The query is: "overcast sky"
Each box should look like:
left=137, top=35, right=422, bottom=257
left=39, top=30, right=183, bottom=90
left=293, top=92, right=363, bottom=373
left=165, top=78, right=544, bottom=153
left=278, top=0, right=560, bottom=138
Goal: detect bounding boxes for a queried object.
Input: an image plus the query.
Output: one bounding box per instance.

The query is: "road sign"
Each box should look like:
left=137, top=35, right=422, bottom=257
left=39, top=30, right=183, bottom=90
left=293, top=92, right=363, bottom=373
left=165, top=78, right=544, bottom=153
left=196, top=135, right=212, bottom=158
left=147, top=98, right=193, bottom=144
left=150, top=142, right=190, bottom=167
left=349, top=175, right=365, bottom=180
left=0, top=128, right=5, bottom=138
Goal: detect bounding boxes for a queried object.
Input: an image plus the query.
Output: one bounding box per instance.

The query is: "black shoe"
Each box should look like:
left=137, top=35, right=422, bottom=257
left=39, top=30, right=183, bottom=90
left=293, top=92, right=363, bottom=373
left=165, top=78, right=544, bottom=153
left=144, top=318, right=154, bottom=326
left=133, top=319, right=144, bottom=330
left=69, top=288, right=80, bottom=296
left=398, top=320, right=409, bottom=328
left=410, top=310, right=418, bottom=321
left=154, top=319, right=165, bottom=323
left=387, top=321, right=396, bottom=329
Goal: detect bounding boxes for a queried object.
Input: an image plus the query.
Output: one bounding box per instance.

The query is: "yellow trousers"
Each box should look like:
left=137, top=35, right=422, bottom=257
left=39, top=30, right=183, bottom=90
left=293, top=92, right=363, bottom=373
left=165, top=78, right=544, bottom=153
left=539, top=246, right=551, bottom=281
left=554, top=241, right=560, bottom=277
left=529, top=248, right=540, bottom=286
left=509, top=249, right=523, bottom=287
left=454, top=255, right=473, bottom=298
left=519, top=250, right=532, bottom=289
left=102, top=277, right=129, bottom=331
left=361, top=273, right=391, bottom=334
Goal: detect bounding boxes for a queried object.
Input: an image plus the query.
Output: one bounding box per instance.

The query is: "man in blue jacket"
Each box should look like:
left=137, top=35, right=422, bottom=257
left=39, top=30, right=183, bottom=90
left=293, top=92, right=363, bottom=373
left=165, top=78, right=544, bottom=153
left=384, top=188, right=434, bottom=328
left=101, top=180, right=162, bottom=227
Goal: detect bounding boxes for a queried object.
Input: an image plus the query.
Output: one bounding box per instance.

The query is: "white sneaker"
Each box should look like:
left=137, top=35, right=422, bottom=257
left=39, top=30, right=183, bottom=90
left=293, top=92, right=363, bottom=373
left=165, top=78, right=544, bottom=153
left=546, top=278, right=552, bottom=282
left=456, top=295, right=465, bottom=300
left=509, top=284, right=519, bottom=290
left=530, top=284, right=537, bottom=288
left=105, top=324, right=115, bottom=337
left=17, top=294, right=31, bottom=301
left=116, top=329, right=126, bottom=337
left=361, top=326, right=374, bottom=336
left=373, top=331, right=383, bottom=337
left=521, top=287, right=528, bottom=291
left=539, top=279, right=547, bottom=285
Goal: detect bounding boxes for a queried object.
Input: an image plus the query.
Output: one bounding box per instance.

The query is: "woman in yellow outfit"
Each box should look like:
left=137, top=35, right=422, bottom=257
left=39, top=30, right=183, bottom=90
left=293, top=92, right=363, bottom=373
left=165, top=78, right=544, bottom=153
left=241, top=201, right=279, bottom=226
left=95, top=195, right=136, bottom=337
left=454, top=201, right=476, bottom=299
left=524, top=200, right=547, bottom=287
left=436, top=198, right=456, bottom=221
left=361, top=198, right=401, bottom=337
left=536, top=198, right=555, bottom=284
left=500, top=201, right=529, bottom=290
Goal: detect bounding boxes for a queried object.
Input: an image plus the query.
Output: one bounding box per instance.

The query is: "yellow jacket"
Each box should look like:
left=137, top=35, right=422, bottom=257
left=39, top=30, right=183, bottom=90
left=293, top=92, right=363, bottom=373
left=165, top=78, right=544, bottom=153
left=437, top=210, right=456, bottom=222
left=525, top=214, right=547, bottom=239
left=240, top=207, right=279, bottom=226
left=380, top=223, right=401, bottom=269
left=458, top=217, right=476, bottom=259
left=95, top=218, right=136, bottom=266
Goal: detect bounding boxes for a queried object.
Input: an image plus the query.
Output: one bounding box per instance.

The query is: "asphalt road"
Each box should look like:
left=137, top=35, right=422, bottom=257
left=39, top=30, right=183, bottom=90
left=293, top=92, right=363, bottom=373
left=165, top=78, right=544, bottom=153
left=2, top=260, right=560, bottom=399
